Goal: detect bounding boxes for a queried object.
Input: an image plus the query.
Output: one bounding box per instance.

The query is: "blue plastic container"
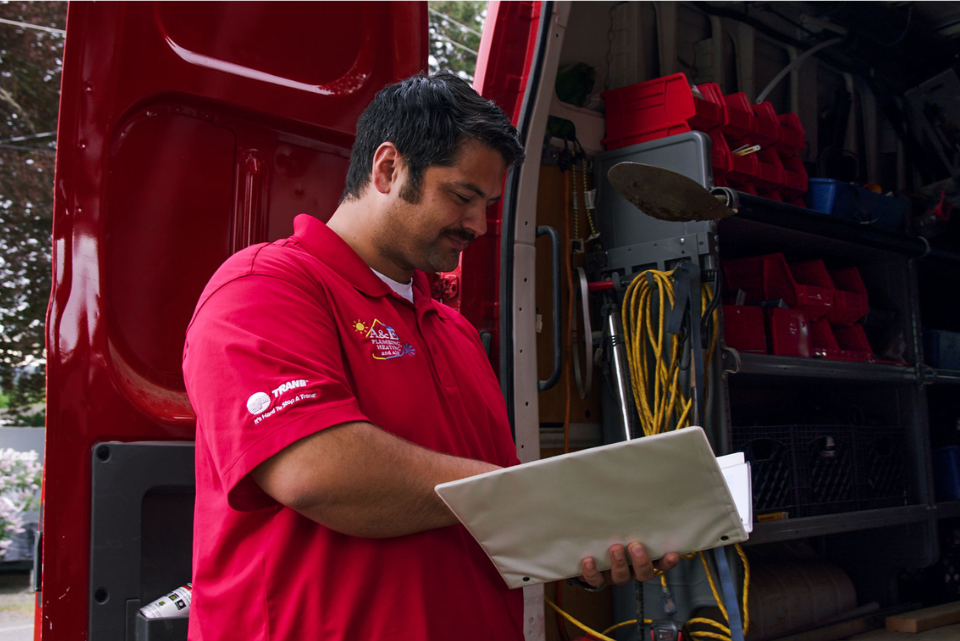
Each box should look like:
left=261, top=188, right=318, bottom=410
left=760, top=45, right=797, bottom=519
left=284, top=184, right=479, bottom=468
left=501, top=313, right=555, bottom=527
left=935, top=446, right=960, bottom=500
left=806, top=178, right=907, bottom=230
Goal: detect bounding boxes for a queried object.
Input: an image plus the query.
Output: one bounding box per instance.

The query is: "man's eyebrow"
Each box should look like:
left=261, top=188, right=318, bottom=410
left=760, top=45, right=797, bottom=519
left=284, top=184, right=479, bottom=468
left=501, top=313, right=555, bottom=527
left=451, top=181, right=501, bottom=202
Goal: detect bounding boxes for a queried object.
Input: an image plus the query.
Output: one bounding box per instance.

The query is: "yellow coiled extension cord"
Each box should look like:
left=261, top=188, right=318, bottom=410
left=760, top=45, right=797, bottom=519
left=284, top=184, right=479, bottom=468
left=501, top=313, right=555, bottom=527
left=621, top=266, right=720, bottom=436
left=546, top=267, right=745, bottom=640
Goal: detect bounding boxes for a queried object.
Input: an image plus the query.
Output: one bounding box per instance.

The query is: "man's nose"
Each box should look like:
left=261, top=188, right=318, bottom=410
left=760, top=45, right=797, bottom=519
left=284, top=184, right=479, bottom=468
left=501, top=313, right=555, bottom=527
left=462, top=204, right=488, bottom=238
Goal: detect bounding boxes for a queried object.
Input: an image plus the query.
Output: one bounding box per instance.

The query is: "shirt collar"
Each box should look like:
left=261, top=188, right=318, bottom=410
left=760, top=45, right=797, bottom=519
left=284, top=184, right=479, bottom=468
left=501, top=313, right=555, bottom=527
left=292, top=214, right=439, bottom=312
left=293, top=214, right=394, bottom=298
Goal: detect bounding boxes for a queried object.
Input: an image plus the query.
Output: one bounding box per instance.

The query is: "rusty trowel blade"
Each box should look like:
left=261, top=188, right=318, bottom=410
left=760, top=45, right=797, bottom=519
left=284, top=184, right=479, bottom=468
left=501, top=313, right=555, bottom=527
left=607, top=162, right=735, bottom=222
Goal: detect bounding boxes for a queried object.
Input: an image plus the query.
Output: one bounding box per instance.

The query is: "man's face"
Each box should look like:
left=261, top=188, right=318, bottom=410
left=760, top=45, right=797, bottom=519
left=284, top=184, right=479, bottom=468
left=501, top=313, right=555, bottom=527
left=374, top=139, right=507, bottom=276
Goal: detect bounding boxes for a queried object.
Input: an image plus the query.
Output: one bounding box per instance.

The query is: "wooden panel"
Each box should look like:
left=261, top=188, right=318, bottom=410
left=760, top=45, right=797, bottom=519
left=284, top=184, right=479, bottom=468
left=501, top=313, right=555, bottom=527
left=543, top=579, right=613, bottom=641
left=535, top=164, right=602, bottom=432
left=886, top=602, right=960, bottom=634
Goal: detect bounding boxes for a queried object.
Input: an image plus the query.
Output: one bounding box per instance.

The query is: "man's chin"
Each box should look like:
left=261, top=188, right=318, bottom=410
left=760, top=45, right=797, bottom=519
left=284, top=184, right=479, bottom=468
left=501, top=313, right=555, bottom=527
left=421, top=251, right=461, bottom=274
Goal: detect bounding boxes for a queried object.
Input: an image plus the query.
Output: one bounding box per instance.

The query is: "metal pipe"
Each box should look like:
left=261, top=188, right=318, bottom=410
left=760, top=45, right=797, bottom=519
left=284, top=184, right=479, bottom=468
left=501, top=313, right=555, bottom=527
left=606, top=310, right=634, bottom=441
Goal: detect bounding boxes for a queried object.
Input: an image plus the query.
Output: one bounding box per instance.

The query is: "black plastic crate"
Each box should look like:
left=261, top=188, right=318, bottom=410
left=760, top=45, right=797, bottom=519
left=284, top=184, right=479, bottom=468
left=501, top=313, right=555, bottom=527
left=732, top=426, right=799, bottom=519
left=794, top=425, right=859, bottom=517
left=855, top=426, right=908, bottom=510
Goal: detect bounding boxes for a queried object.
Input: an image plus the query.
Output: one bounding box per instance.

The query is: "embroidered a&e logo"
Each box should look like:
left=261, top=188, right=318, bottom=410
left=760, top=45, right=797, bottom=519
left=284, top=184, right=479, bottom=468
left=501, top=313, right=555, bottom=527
left=352, top=318, right=416, bottom=360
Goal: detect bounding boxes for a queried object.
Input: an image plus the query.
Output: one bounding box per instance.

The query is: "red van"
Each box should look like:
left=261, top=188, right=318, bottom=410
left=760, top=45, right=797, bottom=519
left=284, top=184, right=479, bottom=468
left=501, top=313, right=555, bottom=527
left=42, top=2, right=960, bottom=640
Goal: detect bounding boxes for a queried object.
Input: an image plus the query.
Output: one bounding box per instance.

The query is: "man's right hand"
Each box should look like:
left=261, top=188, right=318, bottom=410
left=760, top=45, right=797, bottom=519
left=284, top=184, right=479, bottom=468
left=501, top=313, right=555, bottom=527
left=579, top=542, right=680, bottom=587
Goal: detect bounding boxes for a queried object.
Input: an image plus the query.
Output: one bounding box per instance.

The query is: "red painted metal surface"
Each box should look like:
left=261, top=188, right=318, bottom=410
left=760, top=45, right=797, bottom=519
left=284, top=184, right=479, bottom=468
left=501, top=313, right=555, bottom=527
left=44, top=3, right=427, bottom=638
left=467, top=0, right=542, bottom=375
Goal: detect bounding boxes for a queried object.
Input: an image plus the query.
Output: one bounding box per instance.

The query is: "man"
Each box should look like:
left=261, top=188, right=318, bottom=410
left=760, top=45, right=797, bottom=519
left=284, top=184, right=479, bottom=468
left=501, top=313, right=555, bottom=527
left=183, top=72, right=677, bottom=641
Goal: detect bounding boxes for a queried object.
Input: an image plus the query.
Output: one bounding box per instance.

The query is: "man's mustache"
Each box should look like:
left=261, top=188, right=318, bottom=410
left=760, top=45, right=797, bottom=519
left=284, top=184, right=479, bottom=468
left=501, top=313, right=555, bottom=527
left=444, top=228, right=477, bottom=245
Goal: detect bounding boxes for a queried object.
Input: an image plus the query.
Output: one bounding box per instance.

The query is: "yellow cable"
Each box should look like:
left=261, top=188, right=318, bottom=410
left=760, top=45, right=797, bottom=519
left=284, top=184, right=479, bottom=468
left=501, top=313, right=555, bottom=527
left=601, top=618, right=654, bottom=636
left=621, top=269, right=718, bottom=436
left=693, top=545, right=751, bottom=639
left=560, top=271, right=734, bottom=638
left=735, top=544, right=751, bottom=636
left=690, top=632, right=733, bottom=641
left=698, top=551, right=729, bottom=623
left=689, top=618, right=731, bottom=634
left=556, top=545, right=748, bottom=641
left=545, top=597, right=616, bottom=641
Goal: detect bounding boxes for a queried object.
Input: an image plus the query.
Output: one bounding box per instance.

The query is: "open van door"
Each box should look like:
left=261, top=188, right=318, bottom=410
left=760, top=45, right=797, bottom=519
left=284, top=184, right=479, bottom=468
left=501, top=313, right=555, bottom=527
left=44, top=3, right=426, bottom=639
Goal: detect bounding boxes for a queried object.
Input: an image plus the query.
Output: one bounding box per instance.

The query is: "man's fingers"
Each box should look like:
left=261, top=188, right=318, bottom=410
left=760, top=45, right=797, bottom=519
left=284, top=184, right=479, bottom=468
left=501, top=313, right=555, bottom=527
left=580, top=557, right=604, bottom=588
left=654, top=551, right=681, bottom=573
left=627, top=542, right=657, bottom=582
left=609, top=544, right=632, bottom=584
left=579, top=546, right=681, bottom=590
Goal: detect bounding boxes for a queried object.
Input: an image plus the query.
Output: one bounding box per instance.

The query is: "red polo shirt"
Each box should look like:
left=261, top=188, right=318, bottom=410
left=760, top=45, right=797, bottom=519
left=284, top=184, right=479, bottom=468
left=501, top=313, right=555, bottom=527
left=183, top=214, right=522, bottom=641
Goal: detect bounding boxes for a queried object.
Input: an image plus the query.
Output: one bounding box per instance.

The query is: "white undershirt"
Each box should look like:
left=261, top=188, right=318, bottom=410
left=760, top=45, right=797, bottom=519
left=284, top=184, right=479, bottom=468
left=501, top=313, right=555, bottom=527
left=371, top=268, right=414, bottom=303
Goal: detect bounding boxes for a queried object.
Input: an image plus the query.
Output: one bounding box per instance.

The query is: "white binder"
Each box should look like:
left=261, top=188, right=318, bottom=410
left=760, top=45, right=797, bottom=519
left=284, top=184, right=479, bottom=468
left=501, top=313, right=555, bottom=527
left=435, top=426, right=750, bottom=589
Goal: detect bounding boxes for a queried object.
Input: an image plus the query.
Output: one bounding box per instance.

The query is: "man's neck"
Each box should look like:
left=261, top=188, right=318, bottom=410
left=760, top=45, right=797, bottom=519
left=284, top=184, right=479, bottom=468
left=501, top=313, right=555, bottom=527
left=326, top=201, right=413, bottom=283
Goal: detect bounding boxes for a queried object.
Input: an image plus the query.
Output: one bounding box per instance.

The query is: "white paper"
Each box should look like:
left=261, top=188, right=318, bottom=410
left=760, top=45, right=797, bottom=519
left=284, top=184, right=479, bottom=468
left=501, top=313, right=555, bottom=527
left=718, top=453, right=753, bottom=533
left=436, top=427, right=749, bottom=588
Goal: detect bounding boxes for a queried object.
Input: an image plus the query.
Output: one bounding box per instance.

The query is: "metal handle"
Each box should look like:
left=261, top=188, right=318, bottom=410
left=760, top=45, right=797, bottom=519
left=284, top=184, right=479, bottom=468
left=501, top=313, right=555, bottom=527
left=572, top=267, right=593, bottom=399
left=537, top=225, right=561, bottom=392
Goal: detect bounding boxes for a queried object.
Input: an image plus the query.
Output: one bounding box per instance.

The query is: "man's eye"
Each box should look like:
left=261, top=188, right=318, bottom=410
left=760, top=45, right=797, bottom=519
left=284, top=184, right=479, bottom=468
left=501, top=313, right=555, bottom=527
left=453, top=193, right=470, bottom=204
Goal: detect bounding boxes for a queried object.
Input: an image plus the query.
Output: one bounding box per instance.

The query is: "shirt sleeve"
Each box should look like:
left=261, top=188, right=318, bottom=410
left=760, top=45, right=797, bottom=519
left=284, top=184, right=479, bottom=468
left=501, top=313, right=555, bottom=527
left=184, top=273, right=370, bottom=511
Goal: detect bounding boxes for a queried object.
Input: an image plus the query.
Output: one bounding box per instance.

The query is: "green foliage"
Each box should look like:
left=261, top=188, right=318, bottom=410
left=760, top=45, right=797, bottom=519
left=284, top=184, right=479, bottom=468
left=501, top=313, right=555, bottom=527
left=428, top=1, right=486, bottom=81
left=0, top=3, right=65, bottom=415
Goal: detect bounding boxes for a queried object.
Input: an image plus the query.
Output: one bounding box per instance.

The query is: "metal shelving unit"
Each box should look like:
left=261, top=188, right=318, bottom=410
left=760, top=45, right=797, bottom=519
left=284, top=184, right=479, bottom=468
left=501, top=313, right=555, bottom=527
left=732, top=353, right=918, bottom=382
left=929, top=369, right=960, bottom=385
left=715, top=194, right=939, bottom=561
left=591, top=138, right=947, bottom=611
left=749, top=505, right=932, bottom=545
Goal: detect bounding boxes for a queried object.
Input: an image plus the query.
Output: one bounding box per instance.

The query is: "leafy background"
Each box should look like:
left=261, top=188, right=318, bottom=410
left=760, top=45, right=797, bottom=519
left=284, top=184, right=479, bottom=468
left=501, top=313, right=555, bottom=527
left=0, top=2, right=65, bottom=425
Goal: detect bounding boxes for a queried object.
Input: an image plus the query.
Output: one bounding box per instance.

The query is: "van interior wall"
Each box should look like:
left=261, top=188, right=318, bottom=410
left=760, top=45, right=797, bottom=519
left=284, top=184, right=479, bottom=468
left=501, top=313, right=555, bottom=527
left=533, top=0, right=920, bottom=455
left=529, top=2, right=942, bottom=638
left=546, top=1, right=909, bottom=190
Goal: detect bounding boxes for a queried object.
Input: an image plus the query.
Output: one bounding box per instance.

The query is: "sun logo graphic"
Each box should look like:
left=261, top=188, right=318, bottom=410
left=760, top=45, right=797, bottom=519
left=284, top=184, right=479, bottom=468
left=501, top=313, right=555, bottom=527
left=352, top=319, right=368, bottom=334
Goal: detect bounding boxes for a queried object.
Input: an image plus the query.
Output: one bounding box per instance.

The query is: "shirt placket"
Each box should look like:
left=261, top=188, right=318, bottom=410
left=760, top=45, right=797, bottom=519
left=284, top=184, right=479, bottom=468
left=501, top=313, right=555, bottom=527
left=414, top=302, right=455, bottom=389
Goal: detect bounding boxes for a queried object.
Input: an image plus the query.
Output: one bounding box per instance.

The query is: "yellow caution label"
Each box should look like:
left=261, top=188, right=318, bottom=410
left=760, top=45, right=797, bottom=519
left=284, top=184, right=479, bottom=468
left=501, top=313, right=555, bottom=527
left=757, top=512, right=789, bottom=522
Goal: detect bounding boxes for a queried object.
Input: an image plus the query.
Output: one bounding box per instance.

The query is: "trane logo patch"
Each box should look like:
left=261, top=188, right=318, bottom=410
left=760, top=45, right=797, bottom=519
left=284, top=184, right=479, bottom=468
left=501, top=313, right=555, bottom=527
left=272, top=379, right=307, bottom=398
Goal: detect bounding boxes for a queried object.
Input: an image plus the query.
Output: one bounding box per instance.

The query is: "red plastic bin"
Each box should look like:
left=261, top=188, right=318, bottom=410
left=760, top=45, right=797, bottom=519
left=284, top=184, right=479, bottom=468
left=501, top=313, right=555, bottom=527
left=766, top=308, right=812, bottom=358
left=723, top=253, right=833, bottom=320
left=833, top=324, right=873, bottom=361
left=780, top=154, right=809, bottom=200
left=809, top=319, right=841, bottom=358
left=751, top=102, right=782, bottom=147
left=601, top=74, right=727, bottom=150
left=755, top=146, right=785, bottom=191
left=712, top=132, right=759, bottom=185
left=709, top=130, right=731, bottom=177
left=827, top=267, right=869, bottom=326
left=788, top=260, right=835, bottom=320
left=722, top=305, right=767, bottom=354
left=722, top=92, right=756, bottom=140
left=776, top=113, right=806, bottom=156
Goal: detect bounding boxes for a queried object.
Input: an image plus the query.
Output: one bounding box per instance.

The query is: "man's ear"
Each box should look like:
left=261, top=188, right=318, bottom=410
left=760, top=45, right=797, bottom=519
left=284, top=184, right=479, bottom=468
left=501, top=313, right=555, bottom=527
left=371, top=142, right=402, bottom=195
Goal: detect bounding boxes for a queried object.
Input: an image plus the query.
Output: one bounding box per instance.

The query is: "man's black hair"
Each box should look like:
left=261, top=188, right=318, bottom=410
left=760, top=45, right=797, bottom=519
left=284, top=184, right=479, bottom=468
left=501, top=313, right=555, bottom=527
left=341, top=72, right=525, bottom=203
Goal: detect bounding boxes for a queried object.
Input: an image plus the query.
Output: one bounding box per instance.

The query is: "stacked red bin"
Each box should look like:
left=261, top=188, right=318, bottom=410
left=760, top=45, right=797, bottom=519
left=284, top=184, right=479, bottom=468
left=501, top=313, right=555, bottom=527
left=722, top=254, right=873, bottom=361
left=601, top=73, right=727, bottom=149
left=601, top=73, right=808, bottom=204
